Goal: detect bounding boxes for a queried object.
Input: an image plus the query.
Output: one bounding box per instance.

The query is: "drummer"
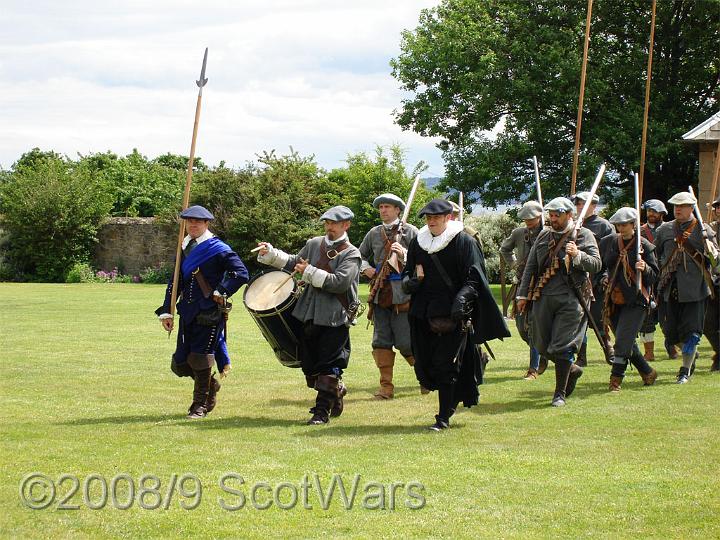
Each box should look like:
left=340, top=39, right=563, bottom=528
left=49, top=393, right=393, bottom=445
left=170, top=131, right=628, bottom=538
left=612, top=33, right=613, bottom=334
left=256, top=205, right=362, bottom=425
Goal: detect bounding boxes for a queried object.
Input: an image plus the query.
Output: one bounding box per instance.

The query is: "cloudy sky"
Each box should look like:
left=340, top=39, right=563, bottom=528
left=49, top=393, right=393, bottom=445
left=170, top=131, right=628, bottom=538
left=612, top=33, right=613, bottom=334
left=0, top=0, right=444, bottom=176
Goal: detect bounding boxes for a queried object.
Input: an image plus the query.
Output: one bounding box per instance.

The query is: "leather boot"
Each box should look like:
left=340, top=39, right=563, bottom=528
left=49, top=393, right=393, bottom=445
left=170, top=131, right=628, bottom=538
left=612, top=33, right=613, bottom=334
left=643, top=341, right=656, bottom=362
left=565, top=363, right=583, bottom=398
left=640, top=368, right=658, bottom=386
left=552, top=360, right=571, bottom=406
left=576, top=342, right=588, bottom=367
left=537, top=356, right=548, bottom=375
left=373, top=348, right=396, bottom=399
left=187, top=353, right=214, bottom=419
left=205, top=375, right=221, bottom=413
left=308, top=374, right=339, bottom=424
left=188, top=368, right=211, bottom=419
left=711, top=353, right=719, bottom=372
left=330, top=380, right=347, bottom=418
left=609, top=375, right=622, bottom=392
left=404, top=354, right=429, bottom=393
left=666, top=343, right=679, bottom=359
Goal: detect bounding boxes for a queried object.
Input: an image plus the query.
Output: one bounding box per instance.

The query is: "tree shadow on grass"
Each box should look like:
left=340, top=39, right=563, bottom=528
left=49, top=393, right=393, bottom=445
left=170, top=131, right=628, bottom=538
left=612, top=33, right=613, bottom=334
left=299, top=422, right=449, bottom=437
left=60, top=413, right=189, bottom=426
left=60, top=413, right=304, bottom=429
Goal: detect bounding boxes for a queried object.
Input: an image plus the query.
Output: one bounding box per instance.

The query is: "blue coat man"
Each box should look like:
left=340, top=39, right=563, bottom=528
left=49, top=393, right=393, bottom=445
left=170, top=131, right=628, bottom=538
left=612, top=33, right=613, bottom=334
left=156, top=205, right=248, bottom=418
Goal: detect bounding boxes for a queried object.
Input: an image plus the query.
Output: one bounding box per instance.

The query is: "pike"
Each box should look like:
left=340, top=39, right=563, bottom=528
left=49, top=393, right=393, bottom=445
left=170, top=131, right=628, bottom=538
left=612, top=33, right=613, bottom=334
left=459, top=192, right=465, bottom=222
left=167, top=48, right=209, bottom=336
left=387, top=175, right=421, bottom=272
left=634, top=172, right=643, bottom=292
left=565, top=162, right=612, bottom=364
left=532, top=155, right=543, bottom=208
left=688, top=185, right=719, bottom=268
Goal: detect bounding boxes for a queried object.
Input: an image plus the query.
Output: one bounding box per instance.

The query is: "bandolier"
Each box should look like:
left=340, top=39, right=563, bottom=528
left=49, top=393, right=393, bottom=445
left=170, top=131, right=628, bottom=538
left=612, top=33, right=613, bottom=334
left=600, top=208, right=659, bottom=391
left=517, top=197, right=601, bottom=407
left=654, top=191, right=718, bottom=384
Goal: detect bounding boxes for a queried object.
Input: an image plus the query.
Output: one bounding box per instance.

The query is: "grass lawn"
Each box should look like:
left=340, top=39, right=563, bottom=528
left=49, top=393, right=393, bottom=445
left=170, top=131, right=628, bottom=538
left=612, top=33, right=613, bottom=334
left=1, top=282, right=719, bottom=538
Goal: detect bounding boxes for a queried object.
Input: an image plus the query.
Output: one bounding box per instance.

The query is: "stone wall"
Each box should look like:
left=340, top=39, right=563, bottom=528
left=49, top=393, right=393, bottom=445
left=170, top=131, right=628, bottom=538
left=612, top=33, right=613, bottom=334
left=93, top=217, right=176, bottom=276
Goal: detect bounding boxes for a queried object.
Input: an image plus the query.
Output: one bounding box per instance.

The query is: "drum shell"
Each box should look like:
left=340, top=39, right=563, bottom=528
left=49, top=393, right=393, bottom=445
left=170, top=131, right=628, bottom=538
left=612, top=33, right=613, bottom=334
left=243, top=271, right=303, bottom=368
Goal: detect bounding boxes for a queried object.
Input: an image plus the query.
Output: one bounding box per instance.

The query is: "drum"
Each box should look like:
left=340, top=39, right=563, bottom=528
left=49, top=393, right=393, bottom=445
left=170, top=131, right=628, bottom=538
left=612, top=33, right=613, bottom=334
left=243, top=270, right=304, bottom=368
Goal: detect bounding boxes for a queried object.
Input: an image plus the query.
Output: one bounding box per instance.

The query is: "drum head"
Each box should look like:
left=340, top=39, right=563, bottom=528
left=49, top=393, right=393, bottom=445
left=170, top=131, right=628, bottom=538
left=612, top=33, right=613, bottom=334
left=244, top=271, right=295, bottom=312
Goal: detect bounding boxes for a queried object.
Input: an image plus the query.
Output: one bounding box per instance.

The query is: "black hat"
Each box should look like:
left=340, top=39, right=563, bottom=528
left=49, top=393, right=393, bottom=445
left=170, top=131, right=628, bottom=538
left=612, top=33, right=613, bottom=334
left=417, top=198, right=453, bottom=217
left=180, top=205, right=214, bottom=220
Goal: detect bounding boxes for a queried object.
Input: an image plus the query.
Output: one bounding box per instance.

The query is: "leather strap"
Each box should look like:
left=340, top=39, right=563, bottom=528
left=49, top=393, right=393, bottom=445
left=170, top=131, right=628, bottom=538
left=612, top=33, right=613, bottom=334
left=315, top=240, right=351, bottom=309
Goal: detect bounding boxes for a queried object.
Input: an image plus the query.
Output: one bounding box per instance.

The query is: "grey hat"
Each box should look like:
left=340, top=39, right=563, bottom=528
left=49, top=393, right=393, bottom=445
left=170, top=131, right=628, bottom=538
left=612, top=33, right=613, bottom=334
left=642, top=199, right=668, bottom=214
left=418, top=198, right=453, bottom=217
left=544, top=197, right=575, bottom=213
left=517, top=200, right=544, bottom=220
left=573, top=191, right=600, bottom=204
left=319, top=205, right=355, bottom=222
left=180, top=205, right=214, bottom=220
left=609, top=207, right=637, bottom=225
left=449, top=201, right=461, bottom=214
left=667, top=192, right=697, bottom=206
left=372, top=193, right=405, bottom=210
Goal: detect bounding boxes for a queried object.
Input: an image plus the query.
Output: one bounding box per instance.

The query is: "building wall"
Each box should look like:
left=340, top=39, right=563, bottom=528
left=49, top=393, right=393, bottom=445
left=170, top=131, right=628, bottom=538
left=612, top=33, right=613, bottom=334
left=93, top=217, right=176, bottom=276
left=698, top=142, right=720, bottom=215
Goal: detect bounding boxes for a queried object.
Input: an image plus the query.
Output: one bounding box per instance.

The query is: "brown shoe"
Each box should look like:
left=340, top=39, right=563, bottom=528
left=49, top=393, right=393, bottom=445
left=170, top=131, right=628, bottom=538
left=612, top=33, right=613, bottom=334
left=643, top=341, right=655, bottom=362
left=667, top=344, right=679, bottom=359
left=537, top=356, right=548, bottom=375
left=523, top=368, right=538, bottom=380
left=420, top=386, right=431, bottom=395
left=640, top=368, right=658, bottom=386
left=711, top=353, right=719, bottom=372
left=609, top=375, right=622, bottom=392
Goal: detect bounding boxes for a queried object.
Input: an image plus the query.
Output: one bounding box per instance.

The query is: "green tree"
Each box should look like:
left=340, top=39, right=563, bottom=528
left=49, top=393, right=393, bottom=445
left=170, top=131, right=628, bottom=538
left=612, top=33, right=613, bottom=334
left=328, top=145, right=437, bottom=245
left=391, top=0, right=720, bottom=205
left=79, top=150, right=185, bottom=217
left=0, top=152, right=113, bottom=281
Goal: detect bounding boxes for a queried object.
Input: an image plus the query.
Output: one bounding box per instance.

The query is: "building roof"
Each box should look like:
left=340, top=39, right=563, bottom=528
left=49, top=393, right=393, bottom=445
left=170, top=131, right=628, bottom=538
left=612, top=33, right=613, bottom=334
left=682, top=111, right=720, bottom=141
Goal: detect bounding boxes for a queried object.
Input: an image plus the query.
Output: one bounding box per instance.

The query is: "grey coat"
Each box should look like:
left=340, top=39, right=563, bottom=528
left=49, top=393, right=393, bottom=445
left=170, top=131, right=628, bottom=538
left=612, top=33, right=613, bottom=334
left=518, top=226, right=601, bottom=298
left=653, top=219, right=716, bottom=302
left=500, top=224, right=542, bottom=279
left=359, top=222, right=418, bottom=304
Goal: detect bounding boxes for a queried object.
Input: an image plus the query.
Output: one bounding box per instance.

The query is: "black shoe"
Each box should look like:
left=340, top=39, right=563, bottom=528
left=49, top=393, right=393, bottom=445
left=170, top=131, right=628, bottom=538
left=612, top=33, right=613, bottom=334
left=187, top=403, right=208, bottom=419
left=551, top=392, right=566, bottom=407
left=307, top=407, right=329, bottom=425
left=427, top=415, right=449, bottom=431
left=330, top=383, right=347, bottom=418
left=676, top=367, right=690, bottom=384
left=565, top=364, right=584, bottom=398
left=576, top=343, right=588, bottom=367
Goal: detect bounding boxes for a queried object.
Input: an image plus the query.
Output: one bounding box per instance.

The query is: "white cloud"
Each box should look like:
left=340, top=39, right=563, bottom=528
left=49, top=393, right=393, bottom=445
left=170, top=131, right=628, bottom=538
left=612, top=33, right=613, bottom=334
left=0, top=0, right=444, bottom=176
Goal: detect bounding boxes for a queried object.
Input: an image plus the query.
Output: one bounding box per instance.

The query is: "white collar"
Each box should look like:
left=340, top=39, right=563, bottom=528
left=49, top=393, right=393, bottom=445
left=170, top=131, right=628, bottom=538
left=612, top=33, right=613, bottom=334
left=182, top=229, right=214, bottom=249
left=417, top=220, right=464, bottom=254
left=325, top=232, right=348, bottom=246
left=382, top=218, right=400, bottom=227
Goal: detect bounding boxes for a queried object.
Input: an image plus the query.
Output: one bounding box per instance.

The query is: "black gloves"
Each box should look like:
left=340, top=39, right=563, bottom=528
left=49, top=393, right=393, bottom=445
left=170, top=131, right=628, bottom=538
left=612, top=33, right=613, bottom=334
left=451, top=285, right=477, bottom=321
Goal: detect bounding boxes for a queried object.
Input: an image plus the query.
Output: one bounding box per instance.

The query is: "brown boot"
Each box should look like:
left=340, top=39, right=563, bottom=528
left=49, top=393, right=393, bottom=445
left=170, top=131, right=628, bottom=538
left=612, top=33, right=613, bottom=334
left=205, top=375, right=221, bottom=413
left=330, top=381, right=347, bottom=418
left=372, top=348, right=395, bottom=399
left=667, top=344, right=679, bottom=359
left=640, top=367, right=658, bottom=386
left=643, top=341, right=655, bottom=362
left=523, top=368, right=538, bottom=380
left=609, top=375, right=622, bottom=392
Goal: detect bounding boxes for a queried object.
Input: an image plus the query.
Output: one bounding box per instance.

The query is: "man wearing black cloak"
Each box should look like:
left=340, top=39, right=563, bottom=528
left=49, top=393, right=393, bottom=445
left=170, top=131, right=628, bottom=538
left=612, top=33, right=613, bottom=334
left=402, top=199, right=510, bottom=431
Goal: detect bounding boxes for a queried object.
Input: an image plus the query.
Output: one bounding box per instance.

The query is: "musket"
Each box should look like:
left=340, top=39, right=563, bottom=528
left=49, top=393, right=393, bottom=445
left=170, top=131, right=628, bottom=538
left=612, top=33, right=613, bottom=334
left=565, top=162, right=606, bottom=272
left=634, top=172, right=643, bottom=292
left=168, top=48, right=209, bottom=336
left=387, top=176, right=421, bottom=272
left=688, top=185, right=718, bottom=268
left=459, top=192, right=465, bottom=222
left=532, top=155, right=543, bottom=208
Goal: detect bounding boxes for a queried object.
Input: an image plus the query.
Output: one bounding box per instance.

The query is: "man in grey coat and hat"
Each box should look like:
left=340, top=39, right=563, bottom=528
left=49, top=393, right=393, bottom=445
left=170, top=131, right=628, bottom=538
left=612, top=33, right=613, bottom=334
left=599, top=207, right=659, bottom=392
left=638, top=199, right=669, bottom=360
left=257, top=205, right=361, bottom=424
left=654, top=191, right=718, bottom=383
left=573, top=191, right=614, bottom=367
left=359, top=193, right=421, bottom=399
left=500, top=200, right=546, bottom=380
left=516, top=197, right=601, bottom=406
left=703, top=196, right=720, bottom=371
